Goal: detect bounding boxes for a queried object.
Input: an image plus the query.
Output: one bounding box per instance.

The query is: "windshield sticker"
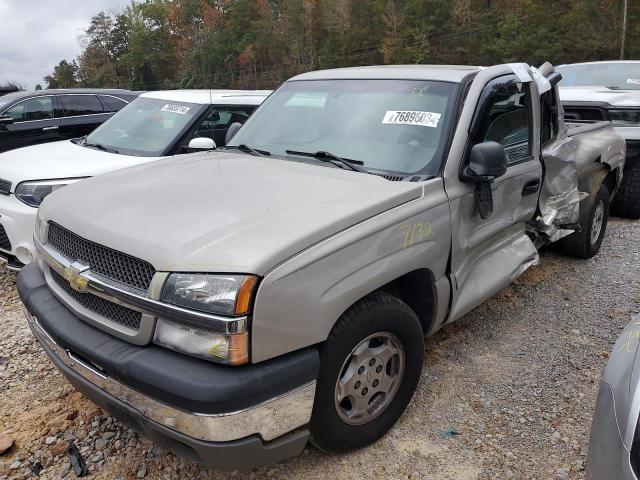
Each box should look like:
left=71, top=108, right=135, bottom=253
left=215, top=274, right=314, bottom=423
left=160, top=104, right=191, bottom=115
left=627, top=79, right=640, bottom=85
left=285, top=92, right=326, bottom=108
left=383, top=111, right=441, bottom=128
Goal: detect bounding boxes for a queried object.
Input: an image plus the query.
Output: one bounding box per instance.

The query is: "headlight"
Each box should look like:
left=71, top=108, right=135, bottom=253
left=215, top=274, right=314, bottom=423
left=609, top=109, right=640, bottom=126
left=153, top=318, right=249, bottom=365
left=15, top=179, right=84, bottom=207
left=161, top=273, right=258, bottom=315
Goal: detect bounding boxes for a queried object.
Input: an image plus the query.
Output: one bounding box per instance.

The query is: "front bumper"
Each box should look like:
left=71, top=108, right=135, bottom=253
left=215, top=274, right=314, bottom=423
left=18, top=263, right=319, bottom=469
left=0, top=192, right=37, bottom=266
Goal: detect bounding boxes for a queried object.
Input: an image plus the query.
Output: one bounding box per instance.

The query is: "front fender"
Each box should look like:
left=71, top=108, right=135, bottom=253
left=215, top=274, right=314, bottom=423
left=250, top=178, right=452, bottom=363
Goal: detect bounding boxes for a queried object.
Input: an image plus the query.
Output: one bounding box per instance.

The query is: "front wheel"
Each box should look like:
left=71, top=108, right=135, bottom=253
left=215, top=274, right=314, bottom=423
left=310, top=293, right=424, bottom=452
left=556, top=184, right=609, bottom=259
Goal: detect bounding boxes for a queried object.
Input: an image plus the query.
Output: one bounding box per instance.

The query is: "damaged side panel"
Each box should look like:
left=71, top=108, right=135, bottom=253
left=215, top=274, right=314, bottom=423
left=535, top=133, right=581, bottom=238
left=571, top=122, right=626, bottom=196
left=450, top=233, right=539, bottom=322
left=532, top=62, right=625, bottom=242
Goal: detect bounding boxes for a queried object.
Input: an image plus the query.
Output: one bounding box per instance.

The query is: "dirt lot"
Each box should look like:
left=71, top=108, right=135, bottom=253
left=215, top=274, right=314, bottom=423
left=1, top=218, right=639, bottom=480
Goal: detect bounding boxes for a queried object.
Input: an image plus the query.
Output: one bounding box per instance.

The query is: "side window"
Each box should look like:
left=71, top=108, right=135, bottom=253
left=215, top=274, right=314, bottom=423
left=61, top=95, right=104, bottom=116
left=100, top=95, right=127, bottom=113
left=3, top=97, right=54, bottom=122
left=540, top=90, right=558, bottom=147
left=189, top=107, right=255, bottom=140
left=475, top=76, right=531, bottom=164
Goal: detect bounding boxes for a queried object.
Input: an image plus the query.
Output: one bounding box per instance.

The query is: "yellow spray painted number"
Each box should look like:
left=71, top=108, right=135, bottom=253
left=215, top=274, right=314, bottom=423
left=619, top=326, right=640, bottom=353
left=400, top=223, right=434, bottom=249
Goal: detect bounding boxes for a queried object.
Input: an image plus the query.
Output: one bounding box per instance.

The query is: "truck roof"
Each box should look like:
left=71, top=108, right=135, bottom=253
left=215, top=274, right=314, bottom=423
left=140, top=89, right=272, bottom=105
left=290, top=65, right=481, bottom=83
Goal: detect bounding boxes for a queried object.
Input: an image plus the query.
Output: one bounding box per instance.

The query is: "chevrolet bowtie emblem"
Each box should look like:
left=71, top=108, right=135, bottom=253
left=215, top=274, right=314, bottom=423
left=63, top=261, right=90, bottom=292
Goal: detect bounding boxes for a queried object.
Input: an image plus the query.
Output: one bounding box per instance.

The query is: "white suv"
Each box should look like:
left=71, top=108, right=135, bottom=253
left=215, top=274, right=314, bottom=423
left=0, top=89, right=270, bottom=267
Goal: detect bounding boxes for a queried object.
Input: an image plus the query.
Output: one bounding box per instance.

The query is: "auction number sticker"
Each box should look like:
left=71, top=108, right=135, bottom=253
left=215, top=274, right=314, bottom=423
left=383, top=110, right=441, bottom=128
left=161, top=104, right=191, bottom=115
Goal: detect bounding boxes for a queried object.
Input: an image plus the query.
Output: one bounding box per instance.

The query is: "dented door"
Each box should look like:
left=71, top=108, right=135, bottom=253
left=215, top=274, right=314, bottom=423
left=443, top=64, right=542, bottom=322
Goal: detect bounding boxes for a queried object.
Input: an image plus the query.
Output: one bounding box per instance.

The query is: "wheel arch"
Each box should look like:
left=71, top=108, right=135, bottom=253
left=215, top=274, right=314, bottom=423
left=603, top=166, right=620, bottom=199
left=335, top=268, right=438, bottom=336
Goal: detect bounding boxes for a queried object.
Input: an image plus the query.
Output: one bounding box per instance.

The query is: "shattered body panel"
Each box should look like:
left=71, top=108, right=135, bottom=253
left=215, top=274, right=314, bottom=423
left=569, top=121, right=626, bottom=195
left=535, top=82, right=625, bottom=242
left=538, top=128, right=580, bottom=230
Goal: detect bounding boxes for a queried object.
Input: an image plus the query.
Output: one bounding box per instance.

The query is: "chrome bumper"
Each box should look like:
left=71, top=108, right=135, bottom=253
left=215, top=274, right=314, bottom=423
left=25, top=308, right=316, bottom=443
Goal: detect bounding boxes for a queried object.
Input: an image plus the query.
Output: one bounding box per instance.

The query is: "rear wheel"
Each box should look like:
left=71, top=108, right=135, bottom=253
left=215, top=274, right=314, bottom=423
left=556, top=185, right=609, bottom=259
left=612, top=160, right=640, bottom=219
left=310, top=293, right=424, bottom=452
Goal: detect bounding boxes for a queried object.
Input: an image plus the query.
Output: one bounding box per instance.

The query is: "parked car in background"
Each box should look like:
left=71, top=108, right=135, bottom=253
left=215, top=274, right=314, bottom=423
left=586, top=316, right=640, bottom=479
left=17, top=62, right=624, bottom=469
left=0, top=89, right=270, bottom=268
left=558, top=61, right=640, bottom=218
left=0, top=89, right=140, bottom=153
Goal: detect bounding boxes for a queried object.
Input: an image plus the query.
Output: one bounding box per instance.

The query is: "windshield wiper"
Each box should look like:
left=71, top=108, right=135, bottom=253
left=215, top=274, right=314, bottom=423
left=285, top=150, right=370, bottom=174
left=223, top=144, right=271, bottom=157
left=81, top=137, right=119, bottom=154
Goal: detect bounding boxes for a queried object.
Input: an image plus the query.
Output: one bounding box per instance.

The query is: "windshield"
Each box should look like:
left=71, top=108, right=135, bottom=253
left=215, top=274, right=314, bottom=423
left=228, top=79, right=457, bottom=175
left=558, top=63, right=640, bottom=90
left=85, top=96, right=207, bottom=156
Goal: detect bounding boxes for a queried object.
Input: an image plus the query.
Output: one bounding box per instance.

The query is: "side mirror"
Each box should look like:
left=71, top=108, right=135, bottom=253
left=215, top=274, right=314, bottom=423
left=462, top=141, right=508, bottom=181
left=187, top=137, right=216, bottom=150
left=461, top=141, right=509, bottom=220
left=0, top=116, right=14, bottom=126
left=225, top=122, right=243, bottom=144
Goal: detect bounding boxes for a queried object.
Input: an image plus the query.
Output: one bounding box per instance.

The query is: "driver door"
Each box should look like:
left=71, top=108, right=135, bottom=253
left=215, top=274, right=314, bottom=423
left=445, top=68, right=543, bottom=321
left=0, top=96, right=60, bottom=152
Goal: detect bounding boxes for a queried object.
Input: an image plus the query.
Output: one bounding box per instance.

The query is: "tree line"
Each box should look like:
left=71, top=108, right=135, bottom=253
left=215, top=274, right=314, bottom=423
left=43, top=0, right=639, bottom=91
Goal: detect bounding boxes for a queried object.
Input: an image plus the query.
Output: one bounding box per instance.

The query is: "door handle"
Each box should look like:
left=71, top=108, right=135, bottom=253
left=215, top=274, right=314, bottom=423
left=42, top=126, right=58, bottom=132
left=522, top=178, right=541, bottom=196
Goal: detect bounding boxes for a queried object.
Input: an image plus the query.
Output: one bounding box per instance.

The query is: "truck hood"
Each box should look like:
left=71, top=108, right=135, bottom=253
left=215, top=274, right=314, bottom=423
left=40, top=152, right=423, bottom=275
left=559, top=86, right=640, bottom=108
left=0, top=140, right=160, bottom=190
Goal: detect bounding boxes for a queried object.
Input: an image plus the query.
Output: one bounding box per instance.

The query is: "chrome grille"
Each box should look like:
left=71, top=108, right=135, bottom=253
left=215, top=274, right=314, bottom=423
left=50, top=268, right=142, bottom=331
left=47, top=222, right=155, bottom=291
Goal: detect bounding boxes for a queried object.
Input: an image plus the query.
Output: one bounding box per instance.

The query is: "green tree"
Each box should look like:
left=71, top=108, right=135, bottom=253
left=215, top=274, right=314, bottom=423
left=43, top=0, right=640, bottom=91
left=44, top=60, right=79, bottom=88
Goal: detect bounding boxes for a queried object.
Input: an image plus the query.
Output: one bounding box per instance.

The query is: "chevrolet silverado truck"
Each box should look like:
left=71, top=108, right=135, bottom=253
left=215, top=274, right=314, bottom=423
left=17, top=62, right=624, bottom=469
left=559, top=61, right=640, bottom=218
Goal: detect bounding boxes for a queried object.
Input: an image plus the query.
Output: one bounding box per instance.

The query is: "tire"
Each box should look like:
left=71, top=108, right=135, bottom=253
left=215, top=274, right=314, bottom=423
left=309, top=292, right=424, bottom=452
left=556, top=185, right=609, bottom=259
left=612, top=160, right=640, bottom=219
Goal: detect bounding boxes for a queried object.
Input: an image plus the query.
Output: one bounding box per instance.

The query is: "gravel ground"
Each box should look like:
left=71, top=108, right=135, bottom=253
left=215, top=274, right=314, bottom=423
left=1, top=217, right=639, bottom=480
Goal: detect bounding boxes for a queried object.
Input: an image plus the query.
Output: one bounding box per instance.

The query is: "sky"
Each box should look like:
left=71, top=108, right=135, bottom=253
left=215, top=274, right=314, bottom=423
left=0, top=0, right=132, bottom=90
